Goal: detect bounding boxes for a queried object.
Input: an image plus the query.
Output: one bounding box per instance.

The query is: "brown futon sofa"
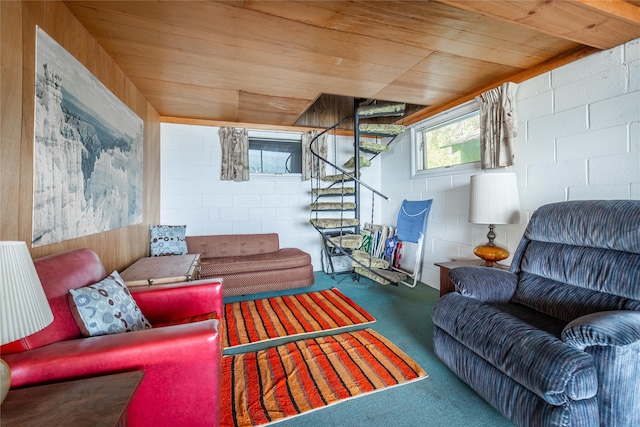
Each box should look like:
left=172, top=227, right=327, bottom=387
left=186, top=233, right=314, bottom=297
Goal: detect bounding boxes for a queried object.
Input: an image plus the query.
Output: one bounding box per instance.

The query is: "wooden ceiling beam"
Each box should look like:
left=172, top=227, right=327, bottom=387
left=402, top=45, right=598, bottom=126
left=160, top=116, right=324, bottom=133
left=577, top=1, right=640, bottom=25
left=437, top=0, right=640, bottom=49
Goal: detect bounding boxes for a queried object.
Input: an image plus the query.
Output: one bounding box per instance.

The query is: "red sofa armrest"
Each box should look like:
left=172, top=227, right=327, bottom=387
left=4, top=320, right=221, bottom=427
left=129, top=278, right=223, bottom=324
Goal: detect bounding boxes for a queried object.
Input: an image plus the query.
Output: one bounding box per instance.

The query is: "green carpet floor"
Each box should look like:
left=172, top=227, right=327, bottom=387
left=224, top=272, right=515, bottom=427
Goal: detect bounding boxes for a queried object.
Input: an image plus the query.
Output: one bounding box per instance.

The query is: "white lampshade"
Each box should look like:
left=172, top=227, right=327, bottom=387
left=0, top=241, right=54, bottom=345
left=469, top=173, right=521, bottom=225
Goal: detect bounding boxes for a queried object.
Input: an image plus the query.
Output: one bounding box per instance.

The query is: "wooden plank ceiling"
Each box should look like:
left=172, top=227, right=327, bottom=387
left=63, top=1, right=640, bottom=128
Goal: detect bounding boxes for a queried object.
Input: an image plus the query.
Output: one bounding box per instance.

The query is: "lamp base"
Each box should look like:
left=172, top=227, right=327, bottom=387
left=474, top=243, right=509, bottom=267
left=474, top=223, right=509, bottom=267
left=1, top=358, right=10, bottom=404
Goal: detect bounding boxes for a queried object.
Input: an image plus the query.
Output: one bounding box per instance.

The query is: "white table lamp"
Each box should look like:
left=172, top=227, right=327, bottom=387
left=469, top=173, right=521, bottom=267
left=0, top=241, right=54, bottom=404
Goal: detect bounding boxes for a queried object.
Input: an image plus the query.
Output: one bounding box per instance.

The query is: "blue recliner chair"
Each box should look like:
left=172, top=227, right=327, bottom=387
left=432, top=200, right=640, bottom=427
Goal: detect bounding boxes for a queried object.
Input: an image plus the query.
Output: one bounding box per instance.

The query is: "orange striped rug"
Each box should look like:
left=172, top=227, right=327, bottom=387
left=221, top=328, right=428, bottom=427
left=223, top=288, right=375, bottom=349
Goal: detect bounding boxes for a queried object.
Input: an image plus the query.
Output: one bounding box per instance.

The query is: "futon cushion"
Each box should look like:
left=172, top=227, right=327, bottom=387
left=69, top=271, right=153, bottom=337
left=216, top=265, right=314, bottom=297
left=432, top=292, right=598, bottom=405
left=200, top=248, right=311, bottom=276
left=186, top=233, right=280, bottom=258
left=150, top=225, right=187, bottom=256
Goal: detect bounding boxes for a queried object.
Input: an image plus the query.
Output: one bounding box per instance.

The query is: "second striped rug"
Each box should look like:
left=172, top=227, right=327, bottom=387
left=221, top=328, right=428, bottom=427
left=223, top=288, right=375, bottom=349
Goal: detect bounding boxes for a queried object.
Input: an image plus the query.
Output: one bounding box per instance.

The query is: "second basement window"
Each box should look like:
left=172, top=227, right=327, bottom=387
left=249, top=131, right=302, bottom=175
left=411, top=100, right=481, bottom=176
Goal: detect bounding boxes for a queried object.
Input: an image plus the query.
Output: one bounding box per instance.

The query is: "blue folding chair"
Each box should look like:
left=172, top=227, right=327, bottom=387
left=391, top=199, right=432, bottom=287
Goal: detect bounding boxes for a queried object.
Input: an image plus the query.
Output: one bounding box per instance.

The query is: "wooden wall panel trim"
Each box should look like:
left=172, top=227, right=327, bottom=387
left=19, top=2, right=38, bottom=249
left=0, top=1, right=24, bottom=240
left=0, top=0, right=160, bottom=273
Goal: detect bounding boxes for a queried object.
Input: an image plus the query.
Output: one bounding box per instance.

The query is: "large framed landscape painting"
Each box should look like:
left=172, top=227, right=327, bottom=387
left=32, top=27, right=143, bottom=247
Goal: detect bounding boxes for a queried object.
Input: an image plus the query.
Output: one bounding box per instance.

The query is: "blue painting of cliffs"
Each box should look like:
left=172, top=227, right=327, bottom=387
left=32, top=27, right=143, bottom=247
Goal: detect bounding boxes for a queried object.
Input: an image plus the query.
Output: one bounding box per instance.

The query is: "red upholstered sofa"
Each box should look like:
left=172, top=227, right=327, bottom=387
left=1, top=248, right=222, bottom=427
left=186, top=233, right=314, bottom=297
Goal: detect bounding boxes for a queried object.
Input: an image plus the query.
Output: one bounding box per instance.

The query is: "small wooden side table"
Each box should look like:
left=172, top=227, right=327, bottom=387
left=1, top=371, right=143, bottom=427
left=120, top=253, right=201, bottom=287
left=434, top=259, right=509, bottom=296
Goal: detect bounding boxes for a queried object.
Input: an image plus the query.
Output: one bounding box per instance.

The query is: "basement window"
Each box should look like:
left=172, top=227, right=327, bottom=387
left=248, top=130, right=302, bottom=175
left=411, top=100, right=481, bottom=177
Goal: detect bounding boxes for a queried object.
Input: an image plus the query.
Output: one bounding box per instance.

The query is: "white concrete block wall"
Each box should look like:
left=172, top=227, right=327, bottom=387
left=381, top=37, right=640, bottom=290
left=160, top=125, right=382, bottom=271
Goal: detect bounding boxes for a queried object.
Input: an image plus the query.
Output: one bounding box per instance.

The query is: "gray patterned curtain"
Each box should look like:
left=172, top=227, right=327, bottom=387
left=301, top=130, right=327, bottom=181
left=219, top=127, right=249, bottom=181
left=476, top=82, right=518, bottom=169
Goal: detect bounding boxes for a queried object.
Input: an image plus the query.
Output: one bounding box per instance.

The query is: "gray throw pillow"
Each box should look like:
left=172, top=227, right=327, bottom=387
left=69, top=271, right=152, bottom=337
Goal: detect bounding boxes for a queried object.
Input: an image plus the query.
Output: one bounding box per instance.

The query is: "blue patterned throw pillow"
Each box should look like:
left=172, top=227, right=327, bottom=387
left=149, top=225, right=187, bottom=256
left=69, top=271, right=152, bottom=337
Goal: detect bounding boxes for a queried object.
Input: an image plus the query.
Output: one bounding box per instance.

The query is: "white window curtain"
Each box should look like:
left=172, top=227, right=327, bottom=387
left=476, top=82, right=519, bottom=169
left=301, top=130, right=327, bottom=181
left=219, top=127, right=249, bottom=182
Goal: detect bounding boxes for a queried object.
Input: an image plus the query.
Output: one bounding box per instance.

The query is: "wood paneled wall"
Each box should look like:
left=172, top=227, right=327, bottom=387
left=0, top=0, right=160, bottom=273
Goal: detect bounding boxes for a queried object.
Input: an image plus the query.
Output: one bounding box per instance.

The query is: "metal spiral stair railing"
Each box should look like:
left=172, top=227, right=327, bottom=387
left=308, top=100, right=409, bottom=285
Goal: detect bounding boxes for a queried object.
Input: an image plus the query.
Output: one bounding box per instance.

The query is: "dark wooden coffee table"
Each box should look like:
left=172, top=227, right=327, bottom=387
left=1, top=371, right=143, bottom=427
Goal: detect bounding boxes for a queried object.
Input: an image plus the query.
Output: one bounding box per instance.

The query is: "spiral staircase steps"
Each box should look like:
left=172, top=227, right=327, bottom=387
left=323, top=173, right=358, bottom=182
left=357, top=103, right=406, bottom=119
left=358, top=140, right=390, bottom=154
left=343, top=156, right=371, bottom=169
left=353, top=267, right=408, bottom=285
left=358, top=123, right=405, bottom=137
left=310, top=218, right=360, bottom=229
left=351, top=250, right=389, bottom=269
left=326, top=234, right=363, bottom=249
left=309, top=101, right=410, bottom=284
left=312, top=187, right=356, bottom=196
left=309, top=202, right=356, bottom=211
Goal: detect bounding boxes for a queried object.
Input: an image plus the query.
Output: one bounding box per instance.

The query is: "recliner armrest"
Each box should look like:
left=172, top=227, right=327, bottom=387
left=448, top=266, right=518, bottom=302
left=561, top=310, right=640, bottom=427
left=562, top=310, right=640, bottom=350
left=130, top=279, right=223, bottom=324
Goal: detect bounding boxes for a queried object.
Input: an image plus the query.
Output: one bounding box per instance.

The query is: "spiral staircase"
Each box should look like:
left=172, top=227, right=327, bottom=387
left=308, top=99, right=409, bottom=285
